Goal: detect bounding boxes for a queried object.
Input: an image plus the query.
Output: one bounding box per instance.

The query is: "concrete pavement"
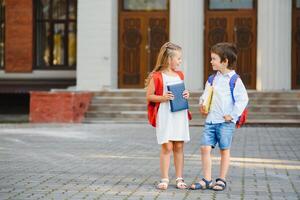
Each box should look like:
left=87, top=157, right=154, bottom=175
left=0, top=124, right=299, bottom=200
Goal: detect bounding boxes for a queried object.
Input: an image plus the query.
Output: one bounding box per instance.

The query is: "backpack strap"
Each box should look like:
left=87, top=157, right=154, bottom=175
left=229, top=73, right=239, bottom=103
left=207, top=74, right=216, bottom=86
left=175, top=71, right=184, bottom=80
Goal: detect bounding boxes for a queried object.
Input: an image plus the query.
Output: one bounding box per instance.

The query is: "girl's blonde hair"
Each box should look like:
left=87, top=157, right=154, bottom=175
left=145, top=42, right=182, bottom=87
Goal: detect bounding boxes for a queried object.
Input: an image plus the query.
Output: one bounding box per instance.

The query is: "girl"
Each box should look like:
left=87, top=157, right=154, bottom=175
left=145, top=42, right=191, bottom=190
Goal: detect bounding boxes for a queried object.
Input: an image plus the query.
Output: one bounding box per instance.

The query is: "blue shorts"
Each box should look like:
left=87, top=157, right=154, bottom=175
left=201, top=122, right=235, bottom=149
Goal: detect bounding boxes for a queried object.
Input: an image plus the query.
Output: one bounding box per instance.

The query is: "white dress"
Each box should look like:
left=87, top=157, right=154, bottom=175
left=156, top=73, right=190, bottom=144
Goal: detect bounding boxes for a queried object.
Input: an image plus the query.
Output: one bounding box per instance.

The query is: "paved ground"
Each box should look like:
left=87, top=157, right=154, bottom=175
left=0, top=124, right=299, bottom=200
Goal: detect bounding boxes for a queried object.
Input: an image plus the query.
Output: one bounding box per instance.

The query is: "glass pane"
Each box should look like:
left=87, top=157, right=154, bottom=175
left=124, top=0, right=167, bottom=11
left=36, top=22, right=50, bottom=66
left=68, top=0, right=76, bottom=19
left=52, top=0, right=67, bottom=19
left=37, top=0, right=50, bottom=20
left=0, top=0, right=4, bottom=68
left=297, top=0, right=300, bottom=8
left=209, top=0, right=253, bottom=10
left=53, top=23, right=65, bottom=65
left=68, top=23, right=76, bottom=66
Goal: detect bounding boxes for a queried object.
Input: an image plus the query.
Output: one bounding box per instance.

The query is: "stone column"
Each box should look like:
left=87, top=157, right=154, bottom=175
left=76, top=0, right=118, bottom=91
left=170, top=0, right=204, bottom=90
left=257, top=0, right=292, bottom=90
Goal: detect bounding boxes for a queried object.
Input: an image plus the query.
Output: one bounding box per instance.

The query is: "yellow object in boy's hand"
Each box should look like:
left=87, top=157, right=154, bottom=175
left=199, top=105, right=208, bottom=116
left=202, top=85, right=213, bottom=113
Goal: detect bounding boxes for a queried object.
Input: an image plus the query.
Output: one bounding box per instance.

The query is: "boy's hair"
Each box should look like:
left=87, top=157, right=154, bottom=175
left=211, top=42, right=238, bottom=69
left=144, top=42, right=182, bottom=87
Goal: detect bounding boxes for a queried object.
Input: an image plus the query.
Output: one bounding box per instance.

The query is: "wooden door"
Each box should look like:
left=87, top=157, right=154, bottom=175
left=118, top=0, right=169, bottom=88
left=204, top=0, right=257, bottom=89
left=292, top=0, right=300, bottom=89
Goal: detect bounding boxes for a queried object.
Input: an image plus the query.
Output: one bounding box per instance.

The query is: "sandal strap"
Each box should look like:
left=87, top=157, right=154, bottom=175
left=201, top=178, right=213, bottom=188
left=160, top=178, right=169, bottom=183
left=176, top=177, right=184, bottom=182
left=215, top=178, right=226, bottom=187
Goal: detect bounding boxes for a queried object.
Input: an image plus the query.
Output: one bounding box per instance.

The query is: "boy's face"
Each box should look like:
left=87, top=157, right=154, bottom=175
left=169, top=50, right=182, bottom=70
left=210, top=52, right=227, bottom=71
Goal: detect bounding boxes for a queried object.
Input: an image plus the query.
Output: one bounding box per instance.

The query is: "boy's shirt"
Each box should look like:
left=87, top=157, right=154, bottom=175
left=199, top=70, right=249, bottom=124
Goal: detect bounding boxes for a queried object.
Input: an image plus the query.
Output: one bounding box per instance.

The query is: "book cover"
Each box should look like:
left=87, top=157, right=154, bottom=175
left=167, top=82, right=189, bottom=112
left=203, top=85, right=213, bottom=113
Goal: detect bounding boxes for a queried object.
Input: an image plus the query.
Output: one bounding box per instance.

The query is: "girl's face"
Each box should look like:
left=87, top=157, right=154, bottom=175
left=169, top=50, right=182, bottom=70
left=210, top=52, right=227, bottom=71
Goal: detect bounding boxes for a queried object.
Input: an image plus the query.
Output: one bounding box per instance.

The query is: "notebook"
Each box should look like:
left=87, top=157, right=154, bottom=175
left=167, top=82, right=189, bottom=112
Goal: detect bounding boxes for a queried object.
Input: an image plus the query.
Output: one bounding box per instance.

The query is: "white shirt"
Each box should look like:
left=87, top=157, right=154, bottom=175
left=199, top=70, right=249, bottom=124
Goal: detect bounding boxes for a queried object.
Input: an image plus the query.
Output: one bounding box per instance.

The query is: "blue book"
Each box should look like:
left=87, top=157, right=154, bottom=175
left=167, top=82, right=189, bottom=112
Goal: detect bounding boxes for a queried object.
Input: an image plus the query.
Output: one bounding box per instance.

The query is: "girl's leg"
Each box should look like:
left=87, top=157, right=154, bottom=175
left=173, top=141, right=187, bottom=189
left=173, top=141, right=184, bottom=178
left=160, top=142, right=173, bottom=179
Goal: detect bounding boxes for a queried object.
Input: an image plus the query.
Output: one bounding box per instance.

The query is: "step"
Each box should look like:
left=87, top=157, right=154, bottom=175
left=91, top=96, right=300, bottom=105
left=88, top=104, right=300, bottom=113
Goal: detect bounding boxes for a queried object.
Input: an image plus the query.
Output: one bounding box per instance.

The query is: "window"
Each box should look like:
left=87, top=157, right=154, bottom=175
left=297, top=0, right=300, bottom=8
left=0, top=0, right=4, bottom=69
left=123, top=0, right=168, bottom=11
left=35, top=0, right=77, bottom=69
left=209, top=0, right=253, bottom=10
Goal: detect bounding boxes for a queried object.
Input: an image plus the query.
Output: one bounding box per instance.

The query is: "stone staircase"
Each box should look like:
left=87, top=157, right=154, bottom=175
left=84, top=89, right=300, bottom=126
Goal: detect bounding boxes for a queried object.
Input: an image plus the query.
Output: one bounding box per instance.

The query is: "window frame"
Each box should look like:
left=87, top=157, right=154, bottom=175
left=34, top=0, right=77, bottom=70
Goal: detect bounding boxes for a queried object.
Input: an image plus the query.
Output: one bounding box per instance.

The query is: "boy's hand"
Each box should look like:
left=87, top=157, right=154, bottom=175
left=163, top=91, right=174, bottom=102
left=182, top=90, right=189, bottom=99
left=223, top=115, right=233, bottom=122
left=199, top=104, right=208, bottom=116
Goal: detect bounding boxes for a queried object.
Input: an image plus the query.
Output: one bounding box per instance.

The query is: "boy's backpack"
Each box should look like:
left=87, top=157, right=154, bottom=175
left=207, top=73, right=248, bottom=128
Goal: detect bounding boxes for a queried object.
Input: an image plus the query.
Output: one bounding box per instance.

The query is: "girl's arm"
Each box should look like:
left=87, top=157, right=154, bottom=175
left=146, top=78, right=173, bottom=103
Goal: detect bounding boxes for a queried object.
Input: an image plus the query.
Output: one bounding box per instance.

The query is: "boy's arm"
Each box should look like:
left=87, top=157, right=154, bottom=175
left=199, top=81, right=210, bottom=115
left=230, top=78, right=249, bottom=120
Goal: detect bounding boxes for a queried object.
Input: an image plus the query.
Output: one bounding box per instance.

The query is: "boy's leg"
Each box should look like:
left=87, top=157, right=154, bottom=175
left=190, top=123, right=216, bottom=189
left=201, top=145, right=213, bottom=181
left=173, top=141, right=184, bottom=178
left=219, top=149, right=230, bottom=179
left=213, top=122, right=235, bottom=190
left=160, top=142, right=173, bottom=179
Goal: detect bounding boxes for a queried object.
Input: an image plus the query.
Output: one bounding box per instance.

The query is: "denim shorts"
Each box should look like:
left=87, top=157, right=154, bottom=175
left=201, top=122, right=235, bottom=149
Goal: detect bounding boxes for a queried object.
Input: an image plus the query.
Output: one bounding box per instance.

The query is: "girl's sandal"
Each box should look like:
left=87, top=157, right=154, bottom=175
left=212, top=178, right=227, bottom=191
left=176, top=177, right=188, bottom=189
left=157, top=178, right=169, bottom=190
left=189, top=178, right=213, bottom=190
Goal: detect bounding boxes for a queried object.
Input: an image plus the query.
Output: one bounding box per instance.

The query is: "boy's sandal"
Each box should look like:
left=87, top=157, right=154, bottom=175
left=189, top=178, right=213, bottom=190
left=176, top=177, right=188, bottom=189
left=212, top=178, right=227, bottom=191
left=157, top=178, right=169, bottom=190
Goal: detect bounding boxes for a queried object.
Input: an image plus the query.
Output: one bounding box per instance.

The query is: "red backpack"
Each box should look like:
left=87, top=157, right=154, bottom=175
left=147, top=71, right=192, bottom=127
left=208, top=73, right=248, bottom=128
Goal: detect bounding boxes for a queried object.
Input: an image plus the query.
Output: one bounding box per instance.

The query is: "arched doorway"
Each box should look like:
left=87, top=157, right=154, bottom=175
left=118, top=0, right=169, bottom=88
left=204, top=0, right=257, bottom=89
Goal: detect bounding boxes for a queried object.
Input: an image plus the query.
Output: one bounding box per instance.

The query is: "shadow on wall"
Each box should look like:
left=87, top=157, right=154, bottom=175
left=0, top=93, right=30, bottom=114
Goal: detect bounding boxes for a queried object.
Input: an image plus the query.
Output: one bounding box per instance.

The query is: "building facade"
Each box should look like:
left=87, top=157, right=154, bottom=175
left=0, top=0, right=299, bottom=94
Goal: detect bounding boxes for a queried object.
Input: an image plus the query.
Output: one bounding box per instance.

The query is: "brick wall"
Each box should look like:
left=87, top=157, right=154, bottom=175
left=5, top=0, right=33, bottom=72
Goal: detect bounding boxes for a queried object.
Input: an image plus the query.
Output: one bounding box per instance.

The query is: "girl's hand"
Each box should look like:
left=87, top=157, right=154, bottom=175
left=199, top=104, right=208, bottom=116
left=223, top=115, right=233, bottom=122
left=182, top=90, right=189, bottom=99
left=163, top=91, right=174, bottom=102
